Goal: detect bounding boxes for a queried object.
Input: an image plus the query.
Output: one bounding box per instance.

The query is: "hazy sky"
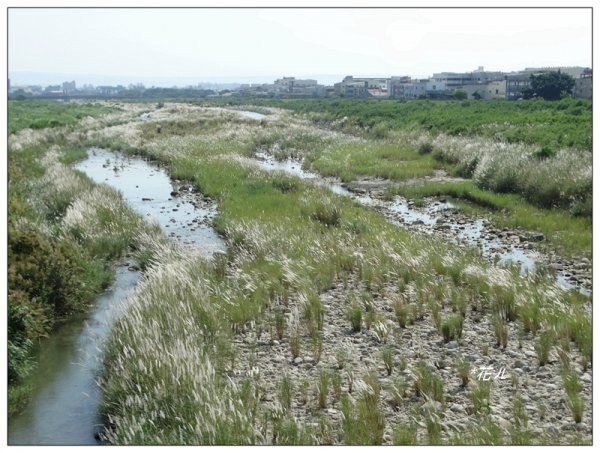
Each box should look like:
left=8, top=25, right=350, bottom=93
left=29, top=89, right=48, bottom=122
left=8, top=8, right=592, bottom=85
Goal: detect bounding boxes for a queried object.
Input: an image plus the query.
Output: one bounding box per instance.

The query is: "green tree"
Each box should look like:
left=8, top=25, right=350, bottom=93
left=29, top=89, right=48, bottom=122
left=454, top=89, right=468, bottom=100
left=529, top=71, right=575, bottom=100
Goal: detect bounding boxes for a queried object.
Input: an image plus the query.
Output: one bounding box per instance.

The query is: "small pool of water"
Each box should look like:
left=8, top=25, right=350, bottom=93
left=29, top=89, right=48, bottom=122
left=238, top=110, right=266, bottom=120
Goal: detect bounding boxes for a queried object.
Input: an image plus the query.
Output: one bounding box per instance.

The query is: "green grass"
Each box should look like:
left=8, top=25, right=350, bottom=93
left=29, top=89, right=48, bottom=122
left=306, top=142, right=446, bottom=182
left=387, top=181, right=591, bottom=259
left=205, top=97, right=592, bottom=152
left=8, top=99, right=119, bottom=134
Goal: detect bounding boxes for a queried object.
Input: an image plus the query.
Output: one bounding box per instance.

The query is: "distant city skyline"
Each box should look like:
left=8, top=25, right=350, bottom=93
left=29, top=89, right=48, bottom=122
left=8, top=8, right=592, bottom=87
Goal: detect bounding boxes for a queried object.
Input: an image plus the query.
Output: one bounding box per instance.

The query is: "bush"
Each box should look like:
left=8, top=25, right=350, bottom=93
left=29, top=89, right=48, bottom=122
left=441, top=314, right=464, bottom=343
left=272, top=173, right=300, bottom=193
left=311, top=201, right=342, bottom=227
left=345, top=304, right=362, bottom=332
left=418, top=142, right=434, bottom=154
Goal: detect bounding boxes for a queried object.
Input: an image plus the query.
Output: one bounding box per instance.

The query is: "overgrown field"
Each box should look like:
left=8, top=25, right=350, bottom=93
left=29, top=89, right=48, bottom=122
left=8, top=100, right=592, bottom=445
left=207, top=97, right=592, bottom=151
left=8, top=100, right=119, bottom=134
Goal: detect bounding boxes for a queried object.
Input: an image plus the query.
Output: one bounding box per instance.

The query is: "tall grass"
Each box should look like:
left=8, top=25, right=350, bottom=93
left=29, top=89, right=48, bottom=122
left=56, top=102, right=592, bottom=445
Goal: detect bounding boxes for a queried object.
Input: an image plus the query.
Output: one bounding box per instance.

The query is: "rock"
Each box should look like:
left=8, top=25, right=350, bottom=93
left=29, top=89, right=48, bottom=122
left=548, top=426, right=560, bottom=436
left=141, top=197, right=153, bottom=201
left=530, top=233, right=545, bottom=242
left=446, top=341, right=459, bottom=350
left=513, top=360, right=527, bottom=369
left=580, top=373, right=592, bottom=383
left=170, top=191, right=179, bottom=197
left=293, top=357, right=304, bottom=365
left=450, top=403, right=465, bottom=413
left=421, top=400, right=443, bottom=414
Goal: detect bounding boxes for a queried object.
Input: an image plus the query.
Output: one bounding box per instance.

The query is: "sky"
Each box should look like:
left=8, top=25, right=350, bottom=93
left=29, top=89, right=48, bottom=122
left=8, top=7, right=593, bottom=86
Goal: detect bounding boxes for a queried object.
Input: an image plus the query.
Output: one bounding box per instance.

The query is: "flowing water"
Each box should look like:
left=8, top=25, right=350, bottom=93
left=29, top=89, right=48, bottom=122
left=8, top=148, right=226, bottom=445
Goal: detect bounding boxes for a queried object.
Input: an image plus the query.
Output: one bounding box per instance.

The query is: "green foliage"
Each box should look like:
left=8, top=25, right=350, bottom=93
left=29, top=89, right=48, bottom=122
left=311, top=200, right=342, bottom=227
left=534, top=330, right=555, bottom=366
left=440, top=314, right=464, bottom=343
left=279, top=375, right=293, bottom=412
left=8, top=226, right=112, bottom=386
left=345, top=303, right=362, bottom=333
left=413, top=361, right=445, bottom=404
left=454, top=89, right=468, bottom=100
left=381, top=346, right=393, bottom=376
left=456, top=356, right=472, bottom=388
left=317, top=369, right=330, bottom=409
left=8, top=100, right=118, bottom=134
left=470, top=379, right=493, bottom=415
left=418, top=142, right=434, bottom=154
left=217, top=97, right=592, bottom=151
left=341, top=375, right=385, bottom=445
left=393, top=423, right=418, bottom=445
left=274, top=308, right=286, bottom=341
left=529, top=71, right=576, bottom=101
left=393, top=295, right=409, bottom=328
left=492, top=315, right=508, bottom=350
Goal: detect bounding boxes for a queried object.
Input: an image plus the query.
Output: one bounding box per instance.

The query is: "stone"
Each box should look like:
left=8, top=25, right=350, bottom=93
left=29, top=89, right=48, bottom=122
left=446, top=341, right=459, bottom=350
left=450, top=403, right=465, bottom=413
left=421, top=400, right=443, bottom=414
left=580, top=373, right=592, bottom=383
left=293, top=357, right=304, bottom=365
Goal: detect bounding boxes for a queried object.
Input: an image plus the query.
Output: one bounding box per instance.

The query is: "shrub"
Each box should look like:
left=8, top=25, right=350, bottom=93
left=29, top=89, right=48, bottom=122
left=441, top=314, right=464, bottom=343
left=381, top=346, right=393, bottom=376
left=274, top=308, right=286, bottom=341
left=345, top=304, right=362, bottom=332
left=317, top=369, right=330, bottom=409
left=303, top=292, right=325, bottom=336
left=272, top=173, right=300, bottom=193
left=290, top=327, right=301, bottom=359
left=534, top=330, right=555, bottom=366
left=393, top=423, right=418, bottom=445
left=335, top=347, right=347, bottom=369
left=492, top=315, right=508, bottom=349
left=393, top=296, right=409, bottom=328
left=389, top=377, right=409, bottom=409
left=456, top=356, right=472, bottom=388
left=311, top=200, right=341, bottom=227
left=418, top=142, right=434, bottom=154
left=471, top=379, right=493, bottom=414
left=279, top=375, right=293, bottom=412
left=413, top=361, right=445, bottom=404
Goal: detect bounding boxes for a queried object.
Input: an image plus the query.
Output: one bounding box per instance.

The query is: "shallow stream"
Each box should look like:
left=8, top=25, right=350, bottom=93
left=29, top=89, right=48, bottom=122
left=8, top=148, right=226, bottom=445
